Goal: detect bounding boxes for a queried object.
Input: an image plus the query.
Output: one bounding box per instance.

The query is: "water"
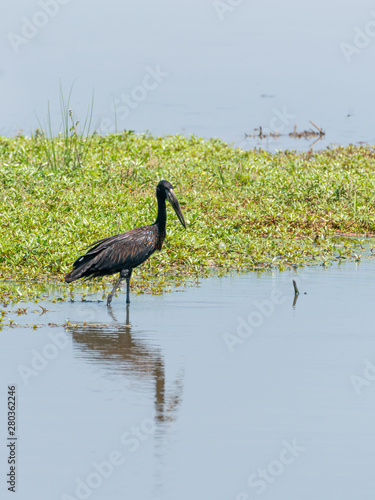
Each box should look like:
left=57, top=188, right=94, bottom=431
left=1, top=259, right=375, bottom=499
left=2, top=0, right=375, bottom=150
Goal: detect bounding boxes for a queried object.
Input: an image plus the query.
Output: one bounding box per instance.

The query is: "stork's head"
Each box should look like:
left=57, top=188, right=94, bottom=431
left=156, top=180, right=186, bottom=229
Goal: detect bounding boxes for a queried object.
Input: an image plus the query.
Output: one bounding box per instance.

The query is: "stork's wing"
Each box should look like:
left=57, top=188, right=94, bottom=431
left=67, top=225, right=158, bottom=281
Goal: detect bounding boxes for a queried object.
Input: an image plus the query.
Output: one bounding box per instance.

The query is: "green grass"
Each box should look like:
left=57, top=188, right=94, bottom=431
left=0, top=131, right=375, bottom=303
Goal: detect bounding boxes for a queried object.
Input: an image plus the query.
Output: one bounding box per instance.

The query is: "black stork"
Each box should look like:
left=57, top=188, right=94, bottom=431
left=65, top=180, right=186, bottom=306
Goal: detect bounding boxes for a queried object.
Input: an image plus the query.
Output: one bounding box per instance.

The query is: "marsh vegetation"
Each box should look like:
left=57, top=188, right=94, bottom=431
left=0, top=131, right=374, bottom=303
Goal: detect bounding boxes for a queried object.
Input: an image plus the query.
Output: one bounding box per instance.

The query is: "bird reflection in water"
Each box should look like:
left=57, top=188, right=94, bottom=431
left=67, top=306, right=184, bottom=423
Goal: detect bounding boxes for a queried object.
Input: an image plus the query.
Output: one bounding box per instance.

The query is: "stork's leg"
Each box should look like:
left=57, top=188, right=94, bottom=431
left=107, top=273, right=123, bottom=307
left=107, top=269, right=132, bottom=306
left=125, top=269, right=133, bottom=304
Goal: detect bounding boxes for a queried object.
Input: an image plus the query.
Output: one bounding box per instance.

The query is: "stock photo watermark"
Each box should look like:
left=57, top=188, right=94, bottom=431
left=340, top=11, right=375, bottom=63
left=17, top=331, right=68, bottom=386
left=8, top=0, right=72, bottom=54
left=213, top=0, right=243, bottom=21
left=222, top=266, right=313, bottom=353
left=99, top=65, right=168, bottom=134
left=350, top=357, right=375, bottom=395
left=236, top=439, right=306, bottom=499
left=222, top=289, right=285, bottom=353
left=266, top=107, right=296, bottom=135
left=239, top=106, right=296, bottom=150
left=61, top=450, right=124, bottom=500
left=6, top=386, right=18, bottom=493
left=61, top=417, right=155, bottom=500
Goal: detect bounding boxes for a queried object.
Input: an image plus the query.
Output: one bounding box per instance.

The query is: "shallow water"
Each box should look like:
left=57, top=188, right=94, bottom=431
left=2, top=0, right=375, bottom=150
left=1, top=259, right=375, bottom=499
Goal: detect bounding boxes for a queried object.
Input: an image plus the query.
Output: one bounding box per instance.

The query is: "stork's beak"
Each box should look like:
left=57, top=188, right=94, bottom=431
left=166, top=189, right=186, bottom=229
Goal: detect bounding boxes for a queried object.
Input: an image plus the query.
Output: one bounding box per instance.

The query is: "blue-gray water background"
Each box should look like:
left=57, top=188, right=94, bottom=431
left=1, top=0, right=375, bottom=151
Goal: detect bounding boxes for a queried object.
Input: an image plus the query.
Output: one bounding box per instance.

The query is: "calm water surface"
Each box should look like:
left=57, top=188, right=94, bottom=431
left=1, top=0, right=375, bottom=150
left=1, top=260, right=375, bottom=499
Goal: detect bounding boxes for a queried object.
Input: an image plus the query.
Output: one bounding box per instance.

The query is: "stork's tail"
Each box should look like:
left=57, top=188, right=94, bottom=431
left=65, top=254, right=97, bottom=283
left=65, top=267, right=84, bottom=283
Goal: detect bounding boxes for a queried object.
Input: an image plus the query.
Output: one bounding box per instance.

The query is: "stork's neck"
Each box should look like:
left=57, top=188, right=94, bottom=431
left=155, top=194, right=167, bottom=233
